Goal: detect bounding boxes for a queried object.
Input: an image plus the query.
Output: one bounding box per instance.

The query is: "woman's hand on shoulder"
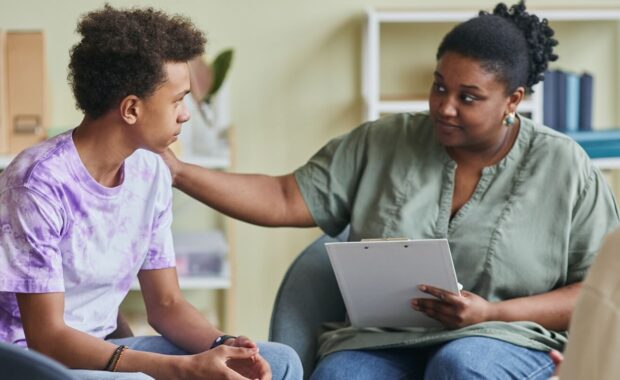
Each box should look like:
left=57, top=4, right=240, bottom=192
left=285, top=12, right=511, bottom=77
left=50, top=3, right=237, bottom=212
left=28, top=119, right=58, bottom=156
left=411, top=285, right=496, bottom=329
left=160, top=148, right=183, bottom=186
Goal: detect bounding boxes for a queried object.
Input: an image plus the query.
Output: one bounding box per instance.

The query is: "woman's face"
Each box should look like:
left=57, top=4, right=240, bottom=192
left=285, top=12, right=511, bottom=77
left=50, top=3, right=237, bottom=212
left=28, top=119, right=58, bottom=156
left=428, top=52, right=521, bottom=151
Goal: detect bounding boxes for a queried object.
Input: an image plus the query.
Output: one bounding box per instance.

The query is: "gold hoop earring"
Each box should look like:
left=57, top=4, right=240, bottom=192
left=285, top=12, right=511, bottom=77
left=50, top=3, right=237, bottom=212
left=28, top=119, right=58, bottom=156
left=503, top=112, right=516, bottom=127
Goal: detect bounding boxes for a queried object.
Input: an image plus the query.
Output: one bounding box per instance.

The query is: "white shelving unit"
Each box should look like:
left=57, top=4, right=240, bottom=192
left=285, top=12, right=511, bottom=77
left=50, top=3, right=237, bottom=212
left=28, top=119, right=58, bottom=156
left=360, top=6, right=620, bottom=172
left=362, top=7, right=620, bottom=125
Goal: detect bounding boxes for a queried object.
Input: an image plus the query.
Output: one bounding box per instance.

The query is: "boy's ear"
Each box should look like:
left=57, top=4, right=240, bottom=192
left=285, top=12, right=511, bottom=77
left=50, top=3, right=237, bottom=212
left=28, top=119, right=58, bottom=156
left=119, top=95, right=140, bottom=125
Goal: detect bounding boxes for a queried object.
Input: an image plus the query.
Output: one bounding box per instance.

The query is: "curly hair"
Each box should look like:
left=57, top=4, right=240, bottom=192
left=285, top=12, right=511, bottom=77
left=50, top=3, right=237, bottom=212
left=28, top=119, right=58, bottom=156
left=68, top=4, right=206, bottom=118
left=436, top=0, right=558, bottom=94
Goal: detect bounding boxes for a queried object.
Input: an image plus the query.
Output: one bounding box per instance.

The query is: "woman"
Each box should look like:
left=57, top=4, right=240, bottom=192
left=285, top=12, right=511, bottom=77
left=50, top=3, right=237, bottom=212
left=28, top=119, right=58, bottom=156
left=164, top=1, right=619, bottom=378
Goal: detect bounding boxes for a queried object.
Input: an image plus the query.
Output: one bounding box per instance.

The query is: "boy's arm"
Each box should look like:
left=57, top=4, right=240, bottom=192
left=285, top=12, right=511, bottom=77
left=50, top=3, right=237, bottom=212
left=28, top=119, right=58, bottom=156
left=138, top=267, right=228, bottom=353
left=17, top=292, right=264, bottom=379
left=16, top=292, right=177, bottom=374
left=105, top=312, right=134, bottom=339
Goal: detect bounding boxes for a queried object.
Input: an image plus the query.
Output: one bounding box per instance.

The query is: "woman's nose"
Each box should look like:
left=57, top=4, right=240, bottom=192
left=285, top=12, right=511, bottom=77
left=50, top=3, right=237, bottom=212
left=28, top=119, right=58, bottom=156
left=438, top=97, right=457, bottom=118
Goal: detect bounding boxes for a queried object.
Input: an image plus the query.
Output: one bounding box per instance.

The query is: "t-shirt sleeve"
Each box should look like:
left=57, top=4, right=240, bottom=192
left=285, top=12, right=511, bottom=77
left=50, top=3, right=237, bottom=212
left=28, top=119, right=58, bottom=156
left=567, top=168, right=620, bottom=284
left=140, top=163, right=176, bottom=270
left=294, top=123, right=371, bottom=237
left=0, top=186, right=65, bottom=293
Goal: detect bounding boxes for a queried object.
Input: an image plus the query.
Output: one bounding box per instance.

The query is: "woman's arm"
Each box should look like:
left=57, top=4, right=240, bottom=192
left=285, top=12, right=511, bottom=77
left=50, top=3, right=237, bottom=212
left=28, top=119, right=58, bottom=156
left=162, top=149, right=314, bottom=227
left=490, top=282, right=580, bottom=330
left=412, top=282, right=581, bottom=331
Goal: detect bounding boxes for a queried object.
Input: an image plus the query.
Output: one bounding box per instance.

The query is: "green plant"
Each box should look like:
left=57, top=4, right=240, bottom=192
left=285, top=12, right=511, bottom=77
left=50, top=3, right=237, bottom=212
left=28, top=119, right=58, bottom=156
left=204, top=49, right=234, bottom=103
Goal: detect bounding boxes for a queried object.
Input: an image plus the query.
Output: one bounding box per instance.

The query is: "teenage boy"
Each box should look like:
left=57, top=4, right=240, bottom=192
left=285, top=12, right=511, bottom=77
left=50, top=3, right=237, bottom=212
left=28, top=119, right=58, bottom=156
left=0, top=5, right=301, bottom=380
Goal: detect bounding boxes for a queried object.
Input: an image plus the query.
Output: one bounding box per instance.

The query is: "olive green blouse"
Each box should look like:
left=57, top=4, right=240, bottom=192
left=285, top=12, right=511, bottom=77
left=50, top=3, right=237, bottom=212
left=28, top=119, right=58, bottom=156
left=294, top=112, right=619, bottom=356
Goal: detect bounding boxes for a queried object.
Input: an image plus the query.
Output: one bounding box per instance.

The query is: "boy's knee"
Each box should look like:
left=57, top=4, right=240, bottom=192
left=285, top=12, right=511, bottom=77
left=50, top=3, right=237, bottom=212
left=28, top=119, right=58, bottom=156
left=259, top=342, right=303, bottom=380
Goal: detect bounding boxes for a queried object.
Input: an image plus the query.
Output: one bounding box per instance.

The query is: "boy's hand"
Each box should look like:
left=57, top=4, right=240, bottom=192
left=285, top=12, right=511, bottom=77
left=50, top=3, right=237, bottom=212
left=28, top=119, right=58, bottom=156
left=224, top=335, right=258, bottom=349
left=189, top=345, right=272, bottom=380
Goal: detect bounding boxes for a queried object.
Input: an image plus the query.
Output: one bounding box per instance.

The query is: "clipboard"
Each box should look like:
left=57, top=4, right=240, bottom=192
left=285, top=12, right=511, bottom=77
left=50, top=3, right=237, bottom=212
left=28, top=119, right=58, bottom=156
left=325, top=239, right=460, bottom=328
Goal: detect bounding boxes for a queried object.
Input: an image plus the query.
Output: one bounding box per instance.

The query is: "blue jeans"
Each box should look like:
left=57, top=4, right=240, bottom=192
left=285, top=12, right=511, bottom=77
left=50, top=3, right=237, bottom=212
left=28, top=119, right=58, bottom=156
left=72, top=335, right=302, bottom=380
left=310, top=337, right=554, bottom=380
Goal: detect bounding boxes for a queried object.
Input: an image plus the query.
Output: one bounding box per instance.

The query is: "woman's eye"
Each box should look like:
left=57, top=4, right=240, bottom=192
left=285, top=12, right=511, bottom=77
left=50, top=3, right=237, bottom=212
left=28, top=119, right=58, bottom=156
left=433, top=83, right=446, bottom=93
left=461, top=94, right=476, bottom=103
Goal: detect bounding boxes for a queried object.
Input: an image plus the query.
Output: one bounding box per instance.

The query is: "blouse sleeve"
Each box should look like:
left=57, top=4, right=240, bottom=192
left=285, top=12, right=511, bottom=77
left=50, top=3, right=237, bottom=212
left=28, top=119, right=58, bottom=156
left=566, top=167, right=620, bottom=284
left=294, top=122, right=372, bottom=237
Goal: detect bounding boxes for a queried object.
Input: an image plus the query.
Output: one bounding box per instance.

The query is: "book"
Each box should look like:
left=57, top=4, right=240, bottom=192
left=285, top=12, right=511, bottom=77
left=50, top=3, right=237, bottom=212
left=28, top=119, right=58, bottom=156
left=565, top=72, right=581, bottom=133
left=579, top=72, right=594, bottom=131
left=542, top=70, right=558, bottom=130
left=555, top=70, right=567, bottom=132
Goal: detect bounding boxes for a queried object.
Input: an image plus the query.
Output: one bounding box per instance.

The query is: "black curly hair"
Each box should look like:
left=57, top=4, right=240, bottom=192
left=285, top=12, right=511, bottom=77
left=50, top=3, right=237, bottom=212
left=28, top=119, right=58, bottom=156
left=68, top=4, right=206, bottom=118
left=436, top=0, right=558, bottom=94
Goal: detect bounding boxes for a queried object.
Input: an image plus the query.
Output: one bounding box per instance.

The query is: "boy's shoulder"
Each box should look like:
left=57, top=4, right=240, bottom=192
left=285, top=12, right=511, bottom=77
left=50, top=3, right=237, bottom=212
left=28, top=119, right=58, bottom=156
left=124, top=148, right=172, bottom=187
left=0, top=131, right=75, bottom=190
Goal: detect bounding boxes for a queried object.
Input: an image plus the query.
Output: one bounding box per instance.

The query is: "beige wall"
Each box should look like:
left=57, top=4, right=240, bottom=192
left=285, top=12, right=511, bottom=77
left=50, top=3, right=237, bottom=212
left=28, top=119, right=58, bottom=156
left=1, top=0, right=619, bottom=340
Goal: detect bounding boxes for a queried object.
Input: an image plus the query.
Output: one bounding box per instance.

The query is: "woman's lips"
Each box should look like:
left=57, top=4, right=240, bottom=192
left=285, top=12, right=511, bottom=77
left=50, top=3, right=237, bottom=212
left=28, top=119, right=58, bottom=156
left=435, top=119, right=461, bottom=129
left=435, top=120, right=462, bottom=134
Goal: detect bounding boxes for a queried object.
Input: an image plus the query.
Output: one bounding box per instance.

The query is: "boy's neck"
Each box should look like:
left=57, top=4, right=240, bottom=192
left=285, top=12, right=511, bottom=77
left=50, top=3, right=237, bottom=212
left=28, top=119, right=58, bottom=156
left=72, top=115, right=134, bottom=188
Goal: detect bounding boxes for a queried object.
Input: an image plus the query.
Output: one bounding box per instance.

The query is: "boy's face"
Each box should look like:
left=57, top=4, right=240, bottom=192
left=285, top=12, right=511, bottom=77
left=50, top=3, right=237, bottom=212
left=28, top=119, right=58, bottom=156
left=134, top=61, right=191, bottom=153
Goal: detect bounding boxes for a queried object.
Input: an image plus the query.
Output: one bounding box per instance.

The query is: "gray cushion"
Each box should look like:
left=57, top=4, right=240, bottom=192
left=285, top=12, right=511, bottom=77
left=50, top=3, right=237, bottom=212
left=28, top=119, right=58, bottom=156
left=0, top=341, right=77, bottom=380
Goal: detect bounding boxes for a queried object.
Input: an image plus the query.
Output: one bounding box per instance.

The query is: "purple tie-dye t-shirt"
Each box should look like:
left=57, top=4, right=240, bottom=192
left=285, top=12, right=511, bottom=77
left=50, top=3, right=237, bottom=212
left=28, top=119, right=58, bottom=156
left=0, top=130, right=175, bottom=346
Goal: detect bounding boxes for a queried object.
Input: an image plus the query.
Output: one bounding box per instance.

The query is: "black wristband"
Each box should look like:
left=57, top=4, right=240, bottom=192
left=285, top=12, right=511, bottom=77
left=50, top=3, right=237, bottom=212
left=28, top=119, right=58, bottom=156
left=210, top=334, right=237, bottom=349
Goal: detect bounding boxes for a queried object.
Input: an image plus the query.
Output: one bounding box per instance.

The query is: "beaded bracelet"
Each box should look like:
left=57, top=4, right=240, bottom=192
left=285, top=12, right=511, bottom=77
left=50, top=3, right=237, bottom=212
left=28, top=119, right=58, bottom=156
left=105, top=345, right=128, bottom=372
left=112, top=345, right=128, bottom=372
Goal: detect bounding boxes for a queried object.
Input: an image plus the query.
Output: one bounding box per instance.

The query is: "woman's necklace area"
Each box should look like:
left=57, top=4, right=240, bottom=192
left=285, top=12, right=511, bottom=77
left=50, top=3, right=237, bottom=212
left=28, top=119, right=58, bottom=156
left=486, top=122, right=518, bottom=165
left=448, top=121, right=519, bottom=168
